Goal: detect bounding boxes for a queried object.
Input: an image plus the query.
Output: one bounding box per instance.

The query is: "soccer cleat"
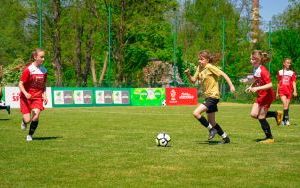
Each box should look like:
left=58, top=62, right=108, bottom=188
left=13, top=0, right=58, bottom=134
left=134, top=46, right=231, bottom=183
left=275, top=111, right=283, bottom=126
left=219, top=137, right=230, bottom=144
left=6, top=105, right=10, bottom=115
left=21, top=121, right=27, bottom=131
left=208, top=128, right=218, bottom=140
left=26, top=135, right=33, bottom=142
left=258, top=138, right=274, bottom=144
left=285, top=120, right=290, bottom=126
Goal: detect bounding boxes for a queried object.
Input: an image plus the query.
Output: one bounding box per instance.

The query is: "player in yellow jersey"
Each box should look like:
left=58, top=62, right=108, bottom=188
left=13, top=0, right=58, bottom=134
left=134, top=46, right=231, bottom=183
left=185, top=50, right=235, bottom=144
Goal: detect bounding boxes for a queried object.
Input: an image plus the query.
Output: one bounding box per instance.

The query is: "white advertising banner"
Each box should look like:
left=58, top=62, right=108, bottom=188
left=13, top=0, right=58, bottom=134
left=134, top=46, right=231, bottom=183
left=4, top=87, right=53, bottom=108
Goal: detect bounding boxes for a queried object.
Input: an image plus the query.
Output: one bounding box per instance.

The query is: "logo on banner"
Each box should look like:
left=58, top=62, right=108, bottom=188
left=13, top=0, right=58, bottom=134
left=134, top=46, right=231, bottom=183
left=170, top=89, right=176, bottom=101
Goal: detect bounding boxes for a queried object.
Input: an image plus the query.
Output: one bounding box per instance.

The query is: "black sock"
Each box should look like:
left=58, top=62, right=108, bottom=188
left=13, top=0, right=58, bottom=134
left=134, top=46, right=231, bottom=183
left=214, top=123, right=225, bottom=137
left=0, top=105, right=7, bottom=109
left=258, top=119, right=273, bottom=139
left=29, top=121, right=39, bottom=136
left=197, top=116, right=209, bottom=128
left=266, top=111, right=276, bottom=118
left=284, top=109, right=289, bottom=121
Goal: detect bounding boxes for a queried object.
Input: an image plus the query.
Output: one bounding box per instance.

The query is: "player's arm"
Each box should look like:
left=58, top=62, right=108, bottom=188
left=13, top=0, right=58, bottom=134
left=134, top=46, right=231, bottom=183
left=219, top=70, right=235, bottom=92
left=248, top=82, right=272, bottom=93
left=42, top=73, right=48, bottom=105
left=18, top=81, right=31, bottom=99
left=184, top=68, right=198, bottom=84
left=293, top=81, right=297, bottom=97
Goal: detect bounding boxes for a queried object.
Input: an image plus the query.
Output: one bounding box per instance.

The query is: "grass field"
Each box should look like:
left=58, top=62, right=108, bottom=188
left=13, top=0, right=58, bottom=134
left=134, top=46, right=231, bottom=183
left=1, top=103, right=300, bottom=187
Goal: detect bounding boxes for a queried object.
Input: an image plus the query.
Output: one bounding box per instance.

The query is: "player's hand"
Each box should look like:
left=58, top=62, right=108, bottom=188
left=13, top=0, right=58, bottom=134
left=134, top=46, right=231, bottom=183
left=43, top=96, right=48, bottom=105
left=230, top=85, right=235, bottom=93
left=245, top=87, right=251, bottom=93
left=184, top=69, right=190, bottom=75
left=293, top=92, right=298, bottom=97
left=25, top=93, right=32, bottom=99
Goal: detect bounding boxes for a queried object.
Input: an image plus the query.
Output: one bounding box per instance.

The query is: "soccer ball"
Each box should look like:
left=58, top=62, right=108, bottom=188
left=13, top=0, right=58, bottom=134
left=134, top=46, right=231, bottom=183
left=161, top=100, right=166, bottom=106
left=155, top=132, right=171, bottom=147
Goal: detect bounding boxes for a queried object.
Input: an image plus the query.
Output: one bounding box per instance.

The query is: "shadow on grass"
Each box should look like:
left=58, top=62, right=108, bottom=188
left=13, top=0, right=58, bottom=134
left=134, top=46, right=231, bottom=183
left=0, top=118, right=10, bottom=121
left=196, top=140, right=223, bottom=145
left=33, top=136, right=63, bottom=141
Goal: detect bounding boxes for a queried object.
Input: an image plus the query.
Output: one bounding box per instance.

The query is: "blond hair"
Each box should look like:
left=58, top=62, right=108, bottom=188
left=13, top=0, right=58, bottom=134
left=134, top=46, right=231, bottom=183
left=28, top=48, right=44, bottom=64
left=251, top=50, right=270, bottom=64
left=198, top=50, right=221, bottom=65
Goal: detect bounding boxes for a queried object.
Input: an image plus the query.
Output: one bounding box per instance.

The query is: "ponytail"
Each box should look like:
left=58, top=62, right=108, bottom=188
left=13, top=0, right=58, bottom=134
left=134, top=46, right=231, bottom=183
left=28, top=48, right=44, bottom=64
left=198, top=50, right=221, bottom=65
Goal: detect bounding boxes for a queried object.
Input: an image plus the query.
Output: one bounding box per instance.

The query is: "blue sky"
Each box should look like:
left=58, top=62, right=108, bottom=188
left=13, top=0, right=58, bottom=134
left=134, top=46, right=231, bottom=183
left=260, top=0, right=290, bottom=21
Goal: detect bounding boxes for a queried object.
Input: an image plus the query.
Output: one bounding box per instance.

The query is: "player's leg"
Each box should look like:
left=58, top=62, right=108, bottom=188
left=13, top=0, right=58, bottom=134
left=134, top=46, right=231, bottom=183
left=193, top=103, right=209, bottom=127
left=281, top=95, right=290, bottom=125
left=26, top=99, right=44, bottom=141
left=20, top=98, right=31, bottom=131
left=28, top=108, right=41, bottom=136
left=207, top=112, right=230, bottom=143
left=257, top=106, right=274, bottom=143
left=250, top=103, right=260, bottom=119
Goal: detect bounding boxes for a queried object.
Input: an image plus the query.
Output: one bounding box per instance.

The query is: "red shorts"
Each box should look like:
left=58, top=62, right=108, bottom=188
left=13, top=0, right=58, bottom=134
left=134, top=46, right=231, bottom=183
left=20, top=97, right=44, bottom=114
left=256, top=92, right=275, bottom=110
left=278, top=91, right=292, bottom=99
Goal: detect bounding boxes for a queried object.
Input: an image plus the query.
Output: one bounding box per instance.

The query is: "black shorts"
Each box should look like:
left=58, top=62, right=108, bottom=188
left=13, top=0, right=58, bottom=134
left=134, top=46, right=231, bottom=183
left=202, top=97, right=219, bottom=113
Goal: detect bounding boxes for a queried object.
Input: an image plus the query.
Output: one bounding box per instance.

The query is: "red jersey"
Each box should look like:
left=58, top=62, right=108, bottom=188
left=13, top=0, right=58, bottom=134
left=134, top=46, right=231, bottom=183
left=277, top=69, right=296, bottom=95
left=20, top=63, right=47, bottom=99
left=253, top=65, right=275, bottom=106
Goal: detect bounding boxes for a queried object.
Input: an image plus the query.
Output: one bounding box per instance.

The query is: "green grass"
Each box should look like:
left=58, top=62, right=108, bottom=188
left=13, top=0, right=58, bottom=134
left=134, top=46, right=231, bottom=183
left=1, top=104, right=300, bottom=187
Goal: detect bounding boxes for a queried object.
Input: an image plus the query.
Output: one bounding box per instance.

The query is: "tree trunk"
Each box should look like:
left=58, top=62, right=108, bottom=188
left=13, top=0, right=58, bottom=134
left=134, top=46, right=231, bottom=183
left=90, top=58, right=97, bottom=86
left=115, top=0, right=126, bottom=86
left=52, top=0, right=63, bottom=86
left=82, top=28, right=93, bottom=87
left=251, top=0, right=260, bottom=48
left=99, top=52, right=108, bottom=86
left=74, top=24, right=83, bottom=86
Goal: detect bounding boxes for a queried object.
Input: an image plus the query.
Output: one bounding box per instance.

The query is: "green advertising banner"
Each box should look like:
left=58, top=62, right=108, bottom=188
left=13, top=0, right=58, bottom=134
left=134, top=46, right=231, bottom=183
left=52, top=87, right=94, bottom=107
left=52, top=87, right=131, bottom=107
left=131, top=88, right=165, bottom=106
left=94, top=88, right=130, bottom=106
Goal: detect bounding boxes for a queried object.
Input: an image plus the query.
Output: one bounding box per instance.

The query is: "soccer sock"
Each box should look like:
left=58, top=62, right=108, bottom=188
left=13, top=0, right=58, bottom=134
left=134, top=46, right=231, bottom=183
left=266, top=111, right=276, bottom=118
left=214, top=123, right=227, bottom=138
left=28, top=121, right=39, bottom=136
left=284, top=109, right=289, bottom=121
left=0, top=105, right=7, bottom=109
left=197, top=116, right=210, bottom=128
left=258, top=119, right=273, bottom=139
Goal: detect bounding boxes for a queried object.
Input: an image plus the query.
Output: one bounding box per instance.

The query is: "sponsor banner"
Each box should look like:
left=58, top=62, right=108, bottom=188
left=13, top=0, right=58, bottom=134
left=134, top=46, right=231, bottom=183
left=131, top=88, right=165, bottom=106
left=94, top=89, right=130, bottom=105
left=52, top=88, right=94, bottom=107
left=4, top=87, right=53, bottom=108
left=166, top=87, right=198, bottom=105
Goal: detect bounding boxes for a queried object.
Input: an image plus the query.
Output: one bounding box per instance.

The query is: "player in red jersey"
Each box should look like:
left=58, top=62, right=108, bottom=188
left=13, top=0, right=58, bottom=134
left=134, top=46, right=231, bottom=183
left=245, top=50, right=282, bottom=144
left=19, top=48, right=48, bottom=141
left=276, top=58, right=297, bottom=126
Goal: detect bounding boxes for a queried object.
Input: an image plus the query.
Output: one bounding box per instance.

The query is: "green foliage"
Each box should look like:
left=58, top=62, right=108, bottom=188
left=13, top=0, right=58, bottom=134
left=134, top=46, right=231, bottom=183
left=0, top=0, right=299, bottom=94
left=0, top=58, right=24, bottom=86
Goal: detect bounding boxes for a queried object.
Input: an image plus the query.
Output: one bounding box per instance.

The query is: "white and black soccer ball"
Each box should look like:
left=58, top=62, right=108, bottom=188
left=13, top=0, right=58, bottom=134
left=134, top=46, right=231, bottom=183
left=161, top=100, right=166, bottom=106
left=155, top=132, right=171, bottom=147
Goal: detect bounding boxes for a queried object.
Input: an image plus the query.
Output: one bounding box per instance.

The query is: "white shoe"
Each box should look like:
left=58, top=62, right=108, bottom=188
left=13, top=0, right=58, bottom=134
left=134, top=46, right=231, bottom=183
left=26, top=135, right=33, bottom=142
left=208, top=128, right=218, bottom=140
left=285, top=120, right=290, bottom=126
left=21, top=121, right=27, bottom=131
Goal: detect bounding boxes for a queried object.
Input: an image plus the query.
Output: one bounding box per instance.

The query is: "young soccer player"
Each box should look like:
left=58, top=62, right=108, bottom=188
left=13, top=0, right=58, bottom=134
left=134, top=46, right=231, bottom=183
left=184, top=50, right=235, bottom=144
left=276, top=58, right=297, bottom=126
left=246, top=50, right=282, bottom=144
left=19, top=48, right=48, bottom=141
left=0, top=87, right=10, bottom=114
